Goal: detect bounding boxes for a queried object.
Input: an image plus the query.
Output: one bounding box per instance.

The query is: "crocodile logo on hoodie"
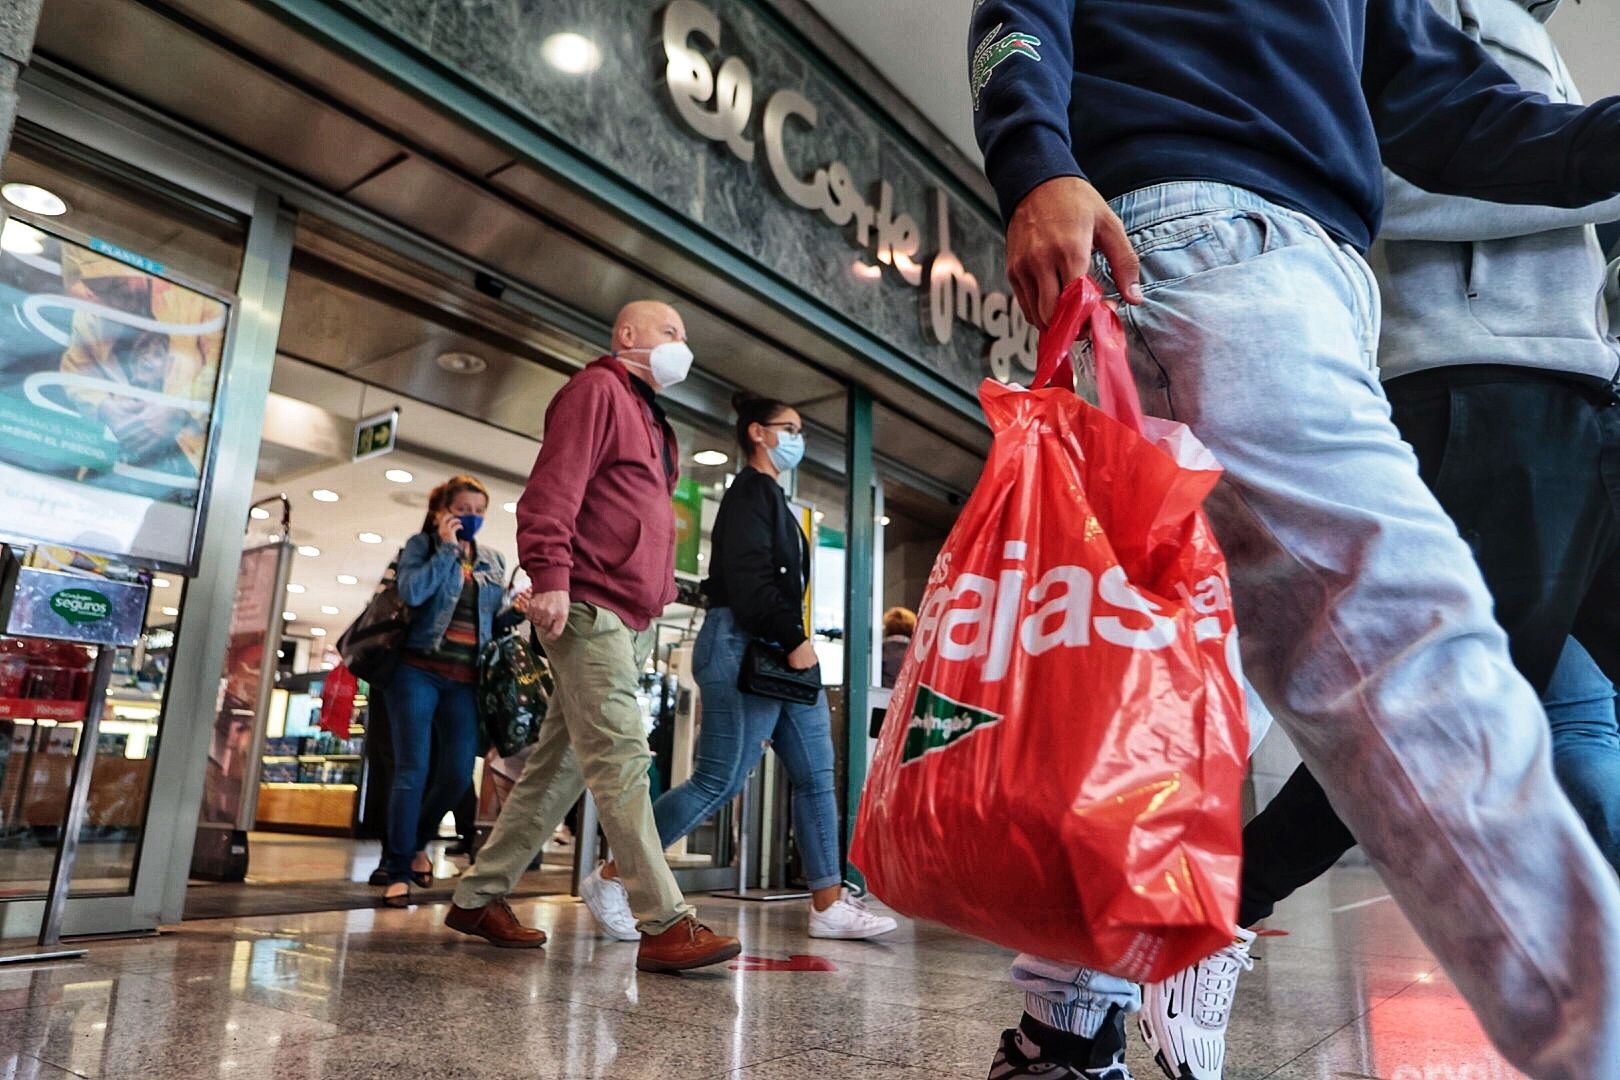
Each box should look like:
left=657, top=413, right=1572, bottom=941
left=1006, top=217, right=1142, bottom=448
left=971, top=24, right=1042, bottom=111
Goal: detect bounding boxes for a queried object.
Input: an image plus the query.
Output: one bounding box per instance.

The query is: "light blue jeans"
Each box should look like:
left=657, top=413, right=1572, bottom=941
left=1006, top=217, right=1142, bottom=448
left=652, top=607, right=843, bottom=891
left=1014, top=182, right=1620, bottom=1078
left=1545, top=638, right=1620, bottom=874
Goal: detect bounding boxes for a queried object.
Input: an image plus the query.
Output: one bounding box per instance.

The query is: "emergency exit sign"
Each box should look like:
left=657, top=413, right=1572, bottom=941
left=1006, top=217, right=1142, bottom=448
left=353, top=409, right=398, bottom=462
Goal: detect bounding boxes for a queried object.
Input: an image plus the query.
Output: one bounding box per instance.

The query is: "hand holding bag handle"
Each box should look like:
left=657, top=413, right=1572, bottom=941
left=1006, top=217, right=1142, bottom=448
left=1030, top=276, right=1144, bottom=434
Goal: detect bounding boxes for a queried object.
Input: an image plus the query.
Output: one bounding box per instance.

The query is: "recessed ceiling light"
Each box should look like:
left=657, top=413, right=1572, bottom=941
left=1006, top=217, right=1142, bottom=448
left=161, top=606, right=179, bottom=617
left=813, top=510, right=825, bottom=523
left=286, top=583, right=306, bottom=594
left=297, top=545, right=321, bottom=558
left=311, top=488, right=340, bottom=503
left=1, top=219, right=44, bottom=256
left=152, top=578, right=172, bottom=589
left=879, top=515, right=891, bottom=527
left=357, top=532, right=383, bottom=544
left=542, top=32, right=603, bottom=76
left=435, top=351, right=487, bottom=375
left=336, top=574, right=359, bottom=586
left=503, top=501, right=518, bottom=514
left=693, top=450, right=729, bottom=466
left=384, top=469, right=414, bottom=484
left=320, top=605, right=340, bottom=616
left=2, top=182, right=68, bottom=216
left=250, top=507, right=271, bottom=520
left=283, top=611, right=297, bottom=621
left=309, top=627, right=328, bottom=637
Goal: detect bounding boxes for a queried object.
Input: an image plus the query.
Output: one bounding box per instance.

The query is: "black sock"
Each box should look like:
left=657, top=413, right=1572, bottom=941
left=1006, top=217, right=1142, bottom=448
left=1017, top=1013, right=1095, bottom=1063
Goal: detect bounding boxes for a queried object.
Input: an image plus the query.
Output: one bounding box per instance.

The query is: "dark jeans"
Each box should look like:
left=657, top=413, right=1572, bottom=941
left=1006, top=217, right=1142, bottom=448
left=1241, top=367, right=1620, bottom=925
left=382, top=661, right=480, bottom=884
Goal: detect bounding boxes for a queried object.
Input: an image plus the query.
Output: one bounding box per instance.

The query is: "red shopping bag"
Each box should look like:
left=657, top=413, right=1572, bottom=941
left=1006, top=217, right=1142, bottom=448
left=851, top=277, right=1248, bottom=982
left=319, top=663, right=359, bottom=740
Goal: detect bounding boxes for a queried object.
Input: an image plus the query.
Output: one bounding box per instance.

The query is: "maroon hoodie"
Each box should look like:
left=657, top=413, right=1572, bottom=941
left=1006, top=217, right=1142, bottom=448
left=517, top=357, right=678, bottom=630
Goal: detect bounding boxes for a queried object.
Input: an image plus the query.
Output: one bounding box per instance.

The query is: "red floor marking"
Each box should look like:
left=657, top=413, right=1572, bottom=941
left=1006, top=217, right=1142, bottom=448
left=1255, top=929, right=1290, bottom=937
left=730, top=954, right=838, bottom=972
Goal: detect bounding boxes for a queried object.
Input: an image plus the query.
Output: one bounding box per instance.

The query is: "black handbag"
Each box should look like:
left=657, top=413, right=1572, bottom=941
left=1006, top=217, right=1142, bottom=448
left=477, top=630, right=553, bottom=758
left=336, top=551, right=410, bottom=686
left=738, top=640, right=821, bottom=705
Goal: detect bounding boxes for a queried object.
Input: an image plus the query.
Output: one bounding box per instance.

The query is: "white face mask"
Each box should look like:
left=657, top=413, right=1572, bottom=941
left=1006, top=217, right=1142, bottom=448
left=619, top=341, right=694, bottom=389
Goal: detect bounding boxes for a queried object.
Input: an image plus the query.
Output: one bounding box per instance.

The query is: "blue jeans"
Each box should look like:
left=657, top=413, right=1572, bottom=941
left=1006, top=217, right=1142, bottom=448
left=382, top=661, right=481, bottom=884
left=1015, top=183, right=1620, bottom=1077
left=1546, top=638, right=1620, bottom=874
left=651, top=608, right=843, bottom=891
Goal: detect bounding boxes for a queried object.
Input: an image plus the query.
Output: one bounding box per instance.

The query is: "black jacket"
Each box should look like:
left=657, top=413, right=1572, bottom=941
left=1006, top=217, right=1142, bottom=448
left=703, top=467, right=809, bottom=651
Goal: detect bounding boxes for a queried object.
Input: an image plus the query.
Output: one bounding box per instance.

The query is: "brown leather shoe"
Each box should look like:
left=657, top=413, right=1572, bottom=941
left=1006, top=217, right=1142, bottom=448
left=445, top=898, right=546, bottom=949
left=636, top=915, right=741, bottom=973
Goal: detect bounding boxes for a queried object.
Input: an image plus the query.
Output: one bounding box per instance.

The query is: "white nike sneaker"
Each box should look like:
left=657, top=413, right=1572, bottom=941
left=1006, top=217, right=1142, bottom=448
left=579, top=866, right=640, bottom=941
left=1139, top=926, right=1256, bottom=1080
left=808, top=888, right=899, bottom=940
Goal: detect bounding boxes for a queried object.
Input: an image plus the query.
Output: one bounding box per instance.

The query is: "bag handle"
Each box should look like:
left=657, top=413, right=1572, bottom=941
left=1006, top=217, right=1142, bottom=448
left=1030, top=276, right=1145, bottom=434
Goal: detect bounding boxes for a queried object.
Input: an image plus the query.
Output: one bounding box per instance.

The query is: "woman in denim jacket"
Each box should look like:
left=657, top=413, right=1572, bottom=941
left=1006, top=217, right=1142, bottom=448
left=380, top=474, right=525, bottom=907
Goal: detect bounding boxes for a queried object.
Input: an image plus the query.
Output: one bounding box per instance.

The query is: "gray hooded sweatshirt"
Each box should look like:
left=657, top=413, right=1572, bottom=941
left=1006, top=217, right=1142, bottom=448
left=1369, top=0, right=1620, bottom=384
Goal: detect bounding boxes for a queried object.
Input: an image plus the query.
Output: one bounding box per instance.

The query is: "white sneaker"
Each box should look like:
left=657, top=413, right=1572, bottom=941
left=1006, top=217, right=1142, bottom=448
left=1139, top=926, right=1256, bottom=1080
left=579, top=866, right=640, bottom=941
left=808, top=888, right=899, bottom=940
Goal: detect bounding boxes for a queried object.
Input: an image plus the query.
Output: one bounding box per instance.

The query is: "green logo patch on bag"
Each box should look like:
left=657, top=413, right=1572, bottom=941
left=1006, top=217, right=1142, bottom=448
left=902, top=684, right=1002, bottom=763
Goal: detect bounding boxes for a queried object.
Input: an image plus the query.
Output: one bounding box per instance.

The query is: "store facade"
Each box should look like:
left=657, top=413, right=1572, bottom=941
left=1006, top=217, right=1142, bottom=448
left=0, top=0, right=1015, bottom=940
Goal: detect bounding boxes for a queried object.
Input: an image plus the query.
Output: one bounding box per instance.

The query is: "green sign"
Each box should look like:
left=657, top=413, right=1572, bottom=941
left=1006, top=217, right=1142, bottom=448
left=50, top=587, right=112, bottom=626
left=672, top=476, right=704, bottom=576
left=353, top=409, right=399, bottom=461
left=902, top=684, right=1001, bottom=763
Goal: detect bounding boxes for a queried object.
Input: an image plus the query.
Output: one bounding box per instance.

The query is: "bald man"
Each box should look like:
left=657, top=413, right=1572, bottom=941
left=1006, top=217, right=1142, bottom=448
left=447, top=301, right=741, bottom=973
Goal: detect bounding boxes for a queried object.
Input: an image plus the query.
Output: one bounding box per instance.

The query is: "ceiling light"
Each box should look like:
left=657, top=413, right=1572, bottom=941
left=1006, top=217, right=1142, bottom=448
left=357, top=532, right=383, bottom=544
left=542, top=32, right=603, bottom=76
left=435, top=351, right=487, bottom=375
left=337, top=574, right=359, bottom=586
left=283, top=611, right=297, bottom=622
left=320, top=605, right=340, bottom=616
left=286, top=583, right=306, bottom=594
left=813, top=510, right=825, bottom=523
left=1, top=219, right=44, bottom=256
left=250, top=507, right=271, bottom=520
left=161, top=606, right=179, bottom=617
left=297, top=545, right=321, bottom=558
left=309, top=627, right=328, bottom=637
left=384, top=468, right=414, bottom=484
left=2, top=182, right=68, bottom=216
left=693, top=450, right=729, bottom=466
left=311, top=489, right=340, bottom=503
left=152, top=578, right=172, bottom=589
left=503, top=501, right=518, bottom=514
left=878, top=515, right=891, bottom=527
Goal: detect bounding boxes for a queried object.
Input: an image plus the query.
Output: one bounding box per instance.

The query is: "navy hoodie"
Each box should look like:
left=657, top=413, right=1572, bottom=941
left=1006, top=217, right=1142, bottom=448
left=969, top=0, right=1620, bottom=249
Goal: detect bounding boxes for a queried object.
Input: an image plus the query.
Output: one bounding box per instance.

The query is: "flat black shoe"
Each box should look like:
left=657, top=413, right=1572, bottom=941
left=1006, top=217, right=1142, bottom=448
left=412, top=870, right=434, bottom=888
left=368, top=865, right=388, bottom=887
left=380, top=885, right=411, bottom=909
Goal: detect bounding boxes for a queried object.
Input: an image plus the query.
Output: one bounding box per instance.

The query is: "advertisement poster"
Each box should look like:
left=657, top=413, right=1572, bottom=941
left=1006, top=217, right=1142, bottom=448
left=198, top=544, right=284, bottom=828
left=672, top=476, right=703, bottom=577
left=0, top=220, right=229, bottom=569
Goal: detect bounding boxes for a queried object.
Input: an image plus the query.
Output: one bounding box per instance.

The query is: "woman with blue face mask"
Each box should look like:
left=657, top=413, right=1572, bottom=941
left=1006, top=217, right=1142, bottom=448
left=599, top=391, right=896, bottom=939
left=379, top=474, right=526, bottom=907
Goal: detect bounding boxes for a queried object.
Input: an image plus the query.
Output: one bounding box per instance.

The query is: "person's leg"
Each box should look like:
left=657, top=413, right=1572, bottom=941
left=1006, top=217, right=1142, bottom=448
left=1543, top=638, right=1620, bottom=875
left=768, top=692, right=843, bottom=897
left=1104, top=182, right=1620, bottom=1077
left=1237, top=763, right=1356, bottom=927
left=650, top=613, right=773, bottom=851
left=413, top=680, right=480, bottom=861
left=451, top=695, right=584, bottom=909
left=382, top=664, right=438, bottom=885
left=545, top=603, right=692, bottom=935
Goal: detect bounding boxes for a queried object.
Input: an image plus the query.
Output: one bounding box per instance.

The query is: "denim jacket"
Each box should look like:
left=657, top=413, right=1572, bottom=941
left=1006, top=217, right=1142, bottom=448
left=395, top=530, right=509, bottom=654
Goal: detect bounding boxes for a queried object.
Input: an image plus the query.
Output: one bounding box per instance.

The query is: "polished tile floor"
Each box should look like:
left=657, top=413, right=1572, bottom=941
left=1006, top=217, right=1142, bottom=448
left=0, top=865, right=1523, bottom=1079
